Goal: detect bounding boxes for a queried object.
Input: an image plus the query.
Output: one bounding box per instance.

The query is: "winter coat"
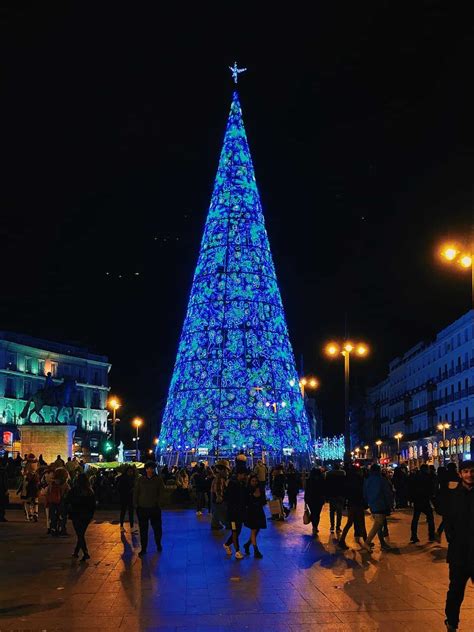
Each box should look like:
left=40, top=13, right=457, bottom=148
left=325, top=469, right=346, bottom=499
left=271, top=473, right=286, bottom=499
left=408, top=471, right=435, bottom=503
left=133, top=474, right=165, bottom=509
left=244, top=487, right=267, bottom=530
left=286, top=470, right=301, bottom=494
left=224, top=478, right=247, bottom=523
left=254, top=463, right=267, bottom=483
left=117, top=473, right=135, bottom=501
left=304, top=475, right=326, bottom=505
left=67, top=487, right=96, bottom=522
left=363, top=473, right=393, bottom=515
left=344, top=470, right=366, bottom=508
left=439, top=482, right=474, bottom=570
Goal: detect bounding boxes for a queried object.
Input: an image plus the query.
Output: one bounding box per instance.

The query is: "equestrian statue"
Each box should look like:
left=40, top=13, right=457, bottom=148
left=20, top=373, right=76, bottom=423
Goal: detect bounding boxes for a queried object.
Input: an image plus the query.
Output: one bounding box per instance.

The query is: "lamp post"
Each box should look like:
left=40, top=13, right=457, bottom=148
left=394, top=432, right=403, bottom=465
left=437, top=422, right=450, bottom=464
left=132, top=417, right=143, bottom=461
left=299, top=377, right=320, bottom=398
left=375, top=439, right=382, bottom=462
left=439, top=240, right=473, bottom=307
left=324, top=340, right=369, bottom=461
left=108, top=397, right=121, bottom=447
left=364, top=445, right=369, bottom=459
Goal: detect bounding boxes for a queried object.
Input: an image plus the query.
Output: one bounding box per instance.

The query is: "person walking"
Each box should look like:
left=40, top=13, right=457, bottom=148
left=338, top=466, right=367, bottom=550
left=435, top=464, right=459, bottom=541
left=304, top=467, right=326, bottom=536
left=0, top=460, right=8, bottom=522
left=325, top=463, right=346, bottom=534
left=67, top=473, right=95, bottom=562
left=223, top=467, right=247, bottom=559
left=286, top=463, right=301, bottom=510
left=270, top=465, right=290, bottom=520
left=47, top=467, right=70, bottom=535
left=254, top=459, right=267, bottom=495
left=439, top=460, right=474, bottom=631
left=191, top=463, right=207, bottom=516
left=408, top=463, right=436, bottom=543
left=361, top=464, right=393, bottom=552
left=134, top=461, right=165, bottom=557
left=210, top=461, right=230, bottom=530
left=392, top=465, right=409, bottom=508
left=18, top=470, right=40, bottom=522
left=243, top=474, right=266, bottom=558
left=117, top=466, right=136, bottom=532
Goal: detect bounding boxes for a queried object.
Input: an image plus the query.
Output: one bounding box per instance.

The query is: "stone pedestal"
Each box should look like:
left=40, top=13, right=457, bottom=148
left=19, top=425, right=76, bottom=465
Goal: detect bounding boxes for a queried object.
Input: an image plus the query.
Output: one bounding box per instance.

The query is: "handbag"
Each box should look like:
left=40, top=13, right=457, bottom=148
left=268, top=498, right=283, bottom=517
left=303, top=504, right=311, bottom=525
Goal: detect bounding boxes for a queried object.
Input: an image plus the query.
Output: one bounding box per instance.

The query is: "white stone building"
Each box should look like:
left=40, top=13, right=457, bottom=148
left=0, top=332, right=111, bottom=460
left=361, top=310, right=474, bottom=465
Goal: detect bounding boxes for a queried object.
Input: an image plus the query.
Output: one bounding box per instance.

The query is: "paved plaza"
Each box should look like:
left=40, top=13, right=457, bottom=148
left=0, top=497, right=473, bottom=631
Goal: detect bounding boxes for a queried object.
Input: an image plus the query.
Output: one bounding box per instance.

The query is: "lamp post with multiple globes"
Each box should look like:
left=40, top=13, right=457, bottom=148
left=299, top=377, right=320, bottom=398
left=108, top=397, right=121, bottom=447
left=375, top=439, right=382, bottom=462
left=394, top=432, right=403, bottom=464
left=324, top=340, right=369, bottom=461
left=437, top=421, right=450, bottom=464
left=439, top=241, right=473, bottom=307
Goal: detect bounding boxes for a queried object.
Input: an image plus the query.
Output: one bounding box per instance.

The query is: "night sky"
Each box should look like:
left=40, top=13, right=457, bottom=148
left=1, top=5, right=472, bottom=448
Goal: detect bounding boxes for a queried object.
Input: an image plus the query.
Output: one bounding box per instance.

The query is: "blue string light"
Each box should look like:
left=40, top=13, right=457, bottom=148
left=314, top=435, right=345, bottom=461
left=158, top=91, right=312, bottom=455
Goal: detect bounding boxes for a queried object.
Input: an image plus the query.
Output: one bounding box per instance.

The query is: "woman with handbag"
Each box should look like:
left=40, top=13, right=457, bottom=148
left=243, top=474, right=267, bottom=558
left=304, top=467, right=326, bottom=536
left=66, top=473, right=96, bottom=562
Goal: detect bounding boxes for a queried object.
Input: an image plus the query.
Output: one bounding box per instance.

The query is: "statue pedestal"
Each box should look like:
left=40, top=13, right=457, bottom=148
left=19, top=425, right=76, bottom=465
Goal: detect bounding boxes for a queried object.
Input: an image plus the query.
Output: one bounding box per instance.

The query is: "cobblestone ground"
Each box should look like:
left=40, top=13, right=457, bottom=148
left=0, top=496, right=473, bottom=631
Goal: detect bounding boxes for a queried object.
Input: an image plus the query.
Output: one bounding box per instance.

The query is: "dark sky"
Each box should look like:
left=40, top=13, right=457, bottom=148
left=1, top=5, right=473, bottom=448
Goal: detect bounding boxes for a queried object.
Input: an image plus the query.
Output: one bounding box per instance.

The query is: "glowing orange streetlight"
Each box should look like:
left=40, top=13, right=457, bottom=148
left=324, top=339, right=370, bottom=459
left=107, top=397, right=121, bottom=447
left=132, top=417, right=143, bottom=461
left=394, top=432, right=403, bottom=464
left=439, top=239, right=473, bottom=307
left=299, top=376, right=320, bottom=397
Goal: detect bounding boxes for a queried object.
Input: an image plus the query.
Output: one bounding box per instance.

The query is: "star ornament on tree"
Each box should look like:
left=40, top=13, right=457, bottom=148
left=229, top=61, right=247, bottom=84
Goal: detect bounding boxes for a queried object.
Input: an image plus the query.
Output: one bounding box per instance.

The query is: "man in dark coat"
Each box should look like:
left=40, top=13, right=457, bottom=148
left=439, top=460, right=474, bottom=631
left=325, top=463, right=346, bottom=533
left=223, top=469, right=247, bottom=559
left=408, top=463, right=436, bottom=543
left=134, top=461, right=165, bottom=557
left=117, top=466, right=136, bottom=532
left=0, top=461, right=8, bottom=521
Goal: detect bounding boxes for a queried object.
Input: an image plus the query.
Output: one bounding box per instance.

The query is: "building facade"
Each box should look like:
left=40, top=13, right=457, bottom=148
left=0, top=332, right=111, bottom=460
left=360, top=310, right=474, bottom=466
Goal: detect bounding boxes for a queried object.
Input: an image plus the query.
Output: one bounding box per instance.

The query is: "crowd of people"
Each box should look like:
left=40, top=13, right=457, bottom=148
left=1, top=452, right=473, bottom=631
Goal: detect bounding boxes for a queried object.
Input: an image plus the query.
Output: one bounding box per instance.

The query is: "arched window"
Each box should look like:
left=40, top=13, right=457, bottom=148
left=457, top=437, right=463, bottom=454
left=451, top=438, right=457, bottom=455
left=464, top=436, right=471, bottom=456
left=433, top=442, right=438, bottom=457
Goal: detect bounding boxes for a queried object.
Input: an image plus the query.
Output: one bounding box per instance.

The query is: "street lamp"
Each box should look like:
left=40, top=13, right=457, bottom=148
left=439, top=240, right=473, bottom=306
left=107, top=397, right=121, bottom=447
left=324, top=340, right=370, bottom=461
left=364, top=445, right=369, bottom=459
left=394, top=432, right=403, bottom=465
left=132, top=417, right=143, bottom=461
left=299, top=376, right=320, bottom=398
left=437, top=422, right=450, bottom=464
left=375, top=439, right=382, bottom=461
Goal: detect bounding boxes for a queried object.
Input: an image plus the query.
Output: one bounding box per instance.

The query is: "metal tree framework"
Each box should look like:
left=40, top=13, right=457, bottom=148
left=158, top=90, right=312, bottom=459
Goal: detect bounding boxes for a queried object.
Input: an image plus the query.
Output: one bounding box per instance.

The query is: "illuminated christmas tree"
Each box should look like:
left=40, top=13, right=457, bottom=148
left=158, top=88, right=312, bottom=456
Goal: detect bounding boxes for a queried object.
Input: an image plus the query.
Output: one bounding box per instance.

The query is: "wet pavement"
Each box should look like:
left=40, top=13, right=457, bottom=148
left=0, top=496, right=473, bottom=631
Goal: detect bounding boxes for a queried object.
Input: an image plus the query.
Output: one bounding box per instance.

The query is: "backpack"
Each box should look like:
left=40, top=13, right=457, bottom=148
left=49, top=482, right=62, bottom=505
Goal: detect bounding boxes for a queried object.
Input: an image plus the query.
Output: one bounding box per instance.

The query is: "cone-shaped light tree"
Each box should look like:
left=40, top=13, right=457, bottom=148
left=158, top=91, right=312, bottom=456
